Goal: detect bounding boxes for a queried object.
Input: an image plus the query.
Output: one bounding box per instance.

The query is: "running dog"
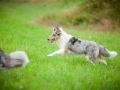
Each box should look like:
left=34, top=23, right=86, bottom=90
left=0, top=49, right=29, bottom=70
left=47, top=27, right=117, bottom=65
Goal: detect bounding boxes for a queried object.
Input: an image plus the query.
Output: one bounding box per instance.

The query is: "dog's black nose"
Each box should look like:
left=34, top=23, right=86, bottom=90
left=48, top=39, right=49, bottom=41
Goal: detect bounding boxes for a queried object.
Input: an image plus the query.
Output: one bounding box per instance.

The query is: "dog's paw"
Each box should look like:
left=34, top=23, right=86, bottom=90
left=47, top=54, right=53, bottom=57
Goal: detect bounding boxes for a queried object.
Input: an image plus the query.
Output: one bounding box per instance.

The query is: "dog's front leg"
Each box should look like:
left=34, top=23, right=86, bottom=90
left=47, top=49, right=65, bottom=57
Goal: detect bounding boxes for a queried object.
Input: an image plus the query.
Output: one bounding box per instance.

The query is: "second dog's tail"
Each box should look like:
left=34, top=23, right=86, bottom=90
left=99, top=45, right=117, bottom=58
left=9, top=51, right=29, bottom=67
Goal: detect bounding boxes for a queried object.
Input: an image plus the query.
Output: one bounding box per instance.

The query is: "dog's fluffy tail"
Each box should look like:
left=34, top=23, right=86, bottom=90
left=99, top=45, right=117, bottom=58
left=9, top=51, right=29, bottom=67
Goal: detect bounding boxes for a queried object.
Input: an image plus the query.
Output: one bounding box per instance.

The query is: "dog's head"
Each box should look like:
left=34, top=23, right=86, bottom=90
left=48, top=27, right=62, bottom=43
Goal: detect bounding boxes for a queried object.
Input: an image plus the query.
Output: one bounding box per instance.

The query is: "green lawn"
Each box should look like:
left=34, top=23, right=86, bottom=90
left=0, top=2, right=120, bottom=90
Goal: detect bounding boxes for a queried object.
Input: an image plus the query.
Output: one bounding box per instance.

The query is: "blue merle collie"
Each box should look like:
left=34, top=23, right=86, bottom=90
left=47, top=27, right=117, bottom=65
left=0, top=49, right=29, bottom=70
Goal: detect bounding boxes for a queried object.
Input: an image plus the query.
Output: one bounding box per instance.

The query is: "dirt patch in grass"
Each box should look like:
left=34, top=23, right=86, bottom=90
left=31, top=18, right=120, bottom=33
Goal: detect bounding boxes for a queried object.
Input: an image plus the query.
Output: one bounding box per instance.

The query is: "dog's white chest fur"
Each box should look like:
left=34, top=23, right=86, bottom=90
left=56, top=32, right=72, bottom=49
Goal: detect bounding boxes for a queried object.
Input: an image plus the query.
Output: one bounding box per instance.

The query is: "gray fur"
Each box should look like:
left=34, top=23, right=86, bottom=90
left=66, top=37, right=116, bottom=63
left=0, top=49, right=29, bottom=70
left=99, top=45, right=110, bottom=57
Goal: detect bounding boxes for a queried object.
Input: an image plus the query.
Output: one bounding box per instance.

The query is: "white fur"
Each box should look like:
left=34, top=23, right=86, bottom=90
left=109, top=51, right=117, bottom=58
left=9, top=51, right=29, bottom=66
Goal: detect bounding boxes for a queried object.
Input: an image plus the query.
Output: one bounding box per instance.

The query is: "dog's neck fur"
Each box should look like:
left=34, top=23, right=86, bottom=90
left=56, top=30, right=72, bottom=49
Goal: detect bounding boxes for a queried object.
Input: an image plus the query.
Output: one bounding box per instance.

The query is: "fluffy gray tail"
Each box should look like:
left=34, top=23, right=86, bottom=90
left=9, top=51, right=29, bottom=67
left=99, top=45, right=117, bottom=58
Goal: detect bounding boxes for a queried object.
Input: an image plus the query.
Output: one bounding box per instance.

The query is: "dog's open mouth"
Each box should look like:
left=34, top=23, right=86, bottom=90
left=51, top=39, right=55, bottom=43
left=48, top=39, right=55, bottom=43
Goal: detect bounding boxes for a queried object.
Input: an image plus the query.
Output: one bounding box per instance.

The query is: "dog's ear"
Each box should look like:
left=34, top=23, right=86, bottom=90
left=54, top=27, right=61, bottom=33
left=54, top=27, right=59, bottom=31
left=56, top=27, right=59, bottom=30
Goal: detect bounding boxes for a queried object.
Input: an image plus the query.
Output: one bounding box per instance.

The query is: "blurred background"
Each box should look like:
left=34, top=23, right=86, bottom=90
left=0, top=0, right=120, bottom=32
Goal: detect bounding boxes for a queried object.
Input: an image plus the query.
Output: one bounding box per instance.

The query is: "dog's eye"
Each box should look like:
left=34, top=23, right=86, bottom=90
left=56, top=32, right=60, bottom=36
left=57, top=33, right=60, bottom=36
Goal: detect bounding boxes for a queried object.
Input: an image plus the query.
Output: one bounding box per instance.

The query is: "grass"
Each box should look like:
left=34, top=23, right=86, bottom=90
left=0, top=2, right=120, bottom=90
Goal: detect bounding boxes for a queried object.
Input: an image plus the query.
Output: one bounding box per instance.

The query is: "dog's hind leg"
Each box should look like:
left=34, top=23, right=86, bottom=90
left=86, top=48, right=99, bottom=65
left=86, top=55, right=95, bottom=65
left=97, top=55, right=107, bottom=65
